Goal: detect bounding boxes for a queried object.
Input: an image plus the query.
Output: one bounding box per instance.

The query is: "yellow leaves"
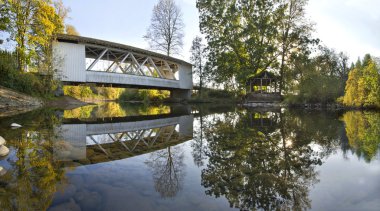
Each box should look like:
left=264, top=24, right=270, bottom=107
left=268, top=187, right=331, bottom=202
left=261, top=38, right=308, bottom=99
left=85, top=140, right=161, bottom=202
left=343, top=58, right=380, bottom=108
left=342, top=111, right=380, bottom=162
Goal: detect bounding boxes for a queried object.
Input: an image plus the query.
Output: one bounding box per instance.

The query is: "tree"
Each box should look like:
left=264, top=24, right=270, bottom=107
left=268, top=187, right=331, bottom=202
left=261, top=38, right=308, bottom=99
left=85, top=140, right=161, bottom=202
left=65, top=24, right=79, bottom=35
left=190, top=36, right=208, bottom=96
left=197, top=0, right=286, bottom=90
left=343, top=54, right=380, bottom=108
left=277, top=0, right=314, bottom=93
left=54, top=0, right=80, bottom=36
left=144, top=0, right=184, bottom=56
left=0, top=0, right=10, bottom=31
left=53, top=0, right=70, bottom=21
left=285, top=46, right=350, bottom=104
left=4, top=0, right=64, bottom=72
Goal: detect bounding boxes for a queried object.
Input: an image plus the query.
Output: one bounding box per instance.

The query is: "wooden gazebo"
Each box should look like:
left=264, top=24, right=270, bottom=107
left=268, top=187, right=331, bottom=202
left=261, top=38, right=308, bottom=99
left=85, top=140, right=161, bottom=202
left=246, top=71, right=279, bottom=94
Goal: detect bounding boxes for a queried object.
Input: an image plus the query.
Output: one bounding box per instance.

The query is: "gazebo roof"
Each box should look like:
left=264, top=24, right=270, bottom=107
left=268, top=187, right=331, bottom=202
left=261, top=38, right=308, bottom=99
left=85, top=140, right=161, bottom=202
left=246, top=70, right=279, bottom=86
left=247, top=70, right=278, bottom=80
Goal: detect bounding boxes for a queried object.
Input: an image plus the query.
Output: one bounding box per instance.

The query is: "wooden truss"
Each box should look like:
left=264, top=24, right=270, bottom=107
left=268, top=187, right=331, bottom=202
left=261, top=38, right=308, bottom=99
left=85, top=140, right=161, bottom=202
left=87, top=125, right=178, bottom=155
left=85, top=45, right=179, bottom=80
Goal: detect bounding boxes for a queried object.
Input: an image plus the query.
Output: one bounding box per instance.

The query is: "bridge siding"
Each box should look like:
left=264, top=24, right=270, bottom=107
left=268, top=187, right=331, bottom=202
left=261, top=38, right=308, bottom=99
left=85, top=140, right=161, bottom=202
left=53, top=42, right=86, bottom=82
left=86, top=71, right=181, bottom=89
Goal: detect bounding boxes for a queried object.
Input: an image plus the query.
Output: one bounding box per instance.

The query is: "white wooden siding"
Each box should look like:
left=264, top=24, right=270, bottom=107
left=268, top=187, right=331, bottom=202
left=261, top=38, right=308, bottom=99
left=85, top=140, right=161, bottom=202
left=53, top=42, right=86, bottom=82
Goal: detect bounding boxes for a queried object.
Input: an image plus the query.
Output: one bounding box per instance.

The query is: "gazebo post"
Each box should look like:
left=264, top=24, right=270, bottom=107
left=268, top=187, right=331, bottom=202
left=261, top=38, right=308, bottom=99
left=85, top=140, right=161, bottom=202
left=260, top=78, right=263, bottom=93
left=275, top=81, right=277, bottom=93
left=269, top=79, right=272, bottom=93
left=274, top=81, right=276, bottom=93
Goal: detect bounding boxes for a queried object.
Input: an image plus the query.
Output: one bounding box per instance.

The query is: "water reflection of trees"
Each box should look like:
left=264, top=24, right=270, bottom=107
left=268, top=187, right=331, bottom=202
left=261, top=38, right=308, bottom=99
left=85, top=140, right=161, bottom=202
left=63, top=102, right=171, bottom=119
left=145, top=145, right=185, bottom=198
left=196, top=109, right=380, bottom=210
left=191, top=113, right=208, bottom=167
left=342, top=111, right=380, bottom=162
left=201, top=111, right=321, bottom=210
left=0, top=109, right=67, bottom=210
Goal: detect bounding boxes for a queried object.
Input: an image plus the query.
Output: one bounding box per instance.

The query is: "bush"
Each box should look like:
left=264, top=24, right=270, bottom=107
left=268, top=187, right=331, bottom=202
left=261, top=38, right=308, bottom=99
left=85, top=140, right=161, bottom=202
left=119, top=89, right=170, bottom=102
left=119, top=89, right=146, bottom=101
left=0, top=50, right=48, bottom=96
left=206, top=89, right=235, bottom=99
left=297, top=74, right=344, bottom=104
left=63, top=85, right=94, bottom=100
left=0, top=50, right=62, bottom=97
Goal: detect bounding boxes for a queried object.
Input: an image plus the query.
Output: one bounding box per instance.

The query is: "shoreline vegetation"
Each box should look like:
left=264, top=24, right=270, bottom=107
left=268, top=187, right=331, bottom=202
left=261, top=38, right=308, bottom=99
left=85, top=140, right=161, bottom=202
left=0, top=0, right=379, bottom=114
left=0, top=47, right=378, bottom=112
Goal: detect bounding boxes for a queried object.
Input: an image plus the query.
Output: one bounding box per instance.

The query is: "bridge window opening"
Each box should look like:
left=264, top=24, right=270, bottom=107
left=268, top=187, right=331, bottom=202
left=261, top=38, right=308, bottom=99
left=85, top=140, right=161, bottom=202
left=85, top=124, right=182, bottom=154
left=85, top=46, right=179, bottom=80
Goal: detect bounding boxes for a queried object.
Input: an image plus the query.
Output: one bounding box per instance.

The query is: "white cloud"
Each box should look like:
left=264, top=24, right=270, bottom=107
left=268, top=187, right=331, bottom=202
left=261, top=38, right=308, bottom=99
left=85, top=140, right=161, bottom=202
left=307, top=0, right=380, bottom=61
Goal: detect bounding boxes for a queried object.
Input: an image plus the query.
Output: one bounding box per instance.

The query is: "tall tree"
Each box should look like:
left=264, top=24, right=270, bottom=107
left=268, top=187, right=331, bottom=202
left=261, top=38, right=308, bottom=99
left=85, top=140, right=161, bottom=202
left=4, top=0, right=63, bottom=72
left=0, top=0, right=10, bottom=31
left=144, top=0, right=184, bottom=56
left=343, top=54, right=380, bottom=108
left=197, top=0, right=284, bottom=90
left=277, top=0, right=313, bottom=93
left=190, top=36, right=207, bottom=96
left=53, top=0, right=70, bottom=21
left=54, top=0, right=79, bottom=35
left=65, top=24, right=79, bottom=35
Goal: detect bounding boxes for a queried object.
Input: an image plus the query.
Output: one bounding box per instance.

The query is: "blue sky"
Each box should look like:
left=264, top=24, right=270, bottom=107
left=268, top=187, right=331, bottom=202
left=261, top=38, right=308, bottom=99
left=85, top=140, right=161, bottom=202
left=62, top=0, right=380, bottom=62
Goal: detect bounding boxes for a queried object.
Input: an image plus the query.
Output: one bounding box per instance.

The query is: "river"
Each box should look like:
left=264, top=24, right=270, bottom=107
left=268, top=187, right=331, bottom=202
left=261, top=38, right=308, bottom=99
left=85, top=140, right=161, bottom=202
left=0, top=103, right=379, bottom=210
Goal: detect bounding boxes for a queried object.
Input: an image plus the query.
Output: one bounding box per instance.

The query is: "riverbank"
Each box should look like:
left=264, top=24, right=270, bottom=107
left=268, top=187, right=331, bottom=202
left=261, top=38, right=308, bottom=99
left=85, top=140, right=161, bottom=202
left=0, top=86, right=90, bottom=117
left=0, top=86, right=43, bottom=117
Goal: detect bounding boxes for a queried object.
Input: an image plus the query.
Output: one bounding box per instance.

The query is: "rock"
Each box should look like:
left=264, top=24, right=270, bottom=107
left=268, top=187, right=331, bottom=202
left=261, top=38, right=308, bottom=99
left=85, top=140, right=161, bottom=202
left=0, top=166, right=7, bottom=176
left=0, top=136, right=5, bottom=145
left=11, top=123, right=22, bottom=128
left=0, top=145, right=9, bottom=157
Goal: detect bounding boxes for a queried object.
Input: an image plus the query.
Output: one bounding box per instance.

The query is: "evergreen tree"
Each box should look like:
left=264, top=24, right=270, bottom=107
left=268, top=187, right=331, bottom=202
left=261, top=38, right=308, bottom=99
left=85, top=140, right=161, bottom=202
left=343, top=54, right=380, bottom=108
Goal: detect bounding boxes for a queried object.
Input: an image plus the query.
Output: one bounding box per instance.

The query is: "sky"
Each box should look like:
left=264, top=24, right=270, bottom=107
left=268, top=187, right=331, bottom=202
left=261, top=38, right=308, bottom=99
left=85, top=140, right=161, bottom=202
left=61, top=0, right=380, bottom=63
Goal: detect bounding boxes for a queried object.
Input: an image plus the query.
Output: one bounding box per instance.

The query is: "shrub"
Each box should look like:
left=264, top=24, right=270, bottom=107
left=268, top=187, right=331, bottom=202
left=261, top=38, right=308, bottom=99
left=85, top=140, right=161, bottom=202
left=0, top=50, right=55, bottom=97
left=119, top=89, right=170, bottom=102
left=207, top=89, right=235, bottom=99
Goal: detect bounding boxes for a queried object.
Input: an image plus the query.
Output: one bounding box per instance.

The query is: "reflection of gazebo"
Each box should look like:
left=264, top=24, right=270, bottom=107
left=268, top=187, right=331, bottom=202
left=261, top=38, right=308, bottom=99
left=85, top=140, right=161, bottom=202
left=246, top=71, right=279, bottom=94
left=248, top=111, right=280, bottom=133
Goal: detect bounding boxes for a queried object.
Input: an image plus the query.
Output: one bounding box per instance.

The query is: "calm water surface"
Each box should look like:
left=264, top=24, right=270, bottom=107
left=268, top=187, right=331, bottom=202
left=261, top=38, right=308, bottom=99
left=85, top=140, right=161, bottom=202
left=0, top=103, right=379, bottom=211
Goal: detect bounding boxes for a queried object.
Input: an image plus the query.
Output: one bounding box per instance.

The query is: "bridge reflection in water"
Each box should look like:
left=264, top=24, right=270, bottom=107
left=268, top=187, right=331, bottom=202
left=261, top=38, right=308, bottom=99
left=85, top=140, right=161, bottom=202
left=55, top=111, right=193, bottom=166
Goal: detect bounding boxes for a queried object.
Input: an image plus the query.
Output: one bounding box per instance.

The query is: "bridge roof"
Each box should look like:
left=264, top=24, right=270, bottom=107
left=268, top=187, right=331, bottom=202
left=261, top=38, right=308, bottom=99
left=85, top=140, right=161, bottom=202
left=56, top=34, right=192, bottom=66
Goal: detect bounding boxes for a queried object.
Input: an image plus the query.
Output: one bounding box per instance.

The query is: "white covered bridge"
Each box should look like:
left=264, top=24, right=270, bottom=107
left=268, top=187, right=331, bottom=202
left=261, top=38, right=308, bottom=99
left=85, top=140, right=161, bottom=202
left=53, top=34, right=193, bottom=99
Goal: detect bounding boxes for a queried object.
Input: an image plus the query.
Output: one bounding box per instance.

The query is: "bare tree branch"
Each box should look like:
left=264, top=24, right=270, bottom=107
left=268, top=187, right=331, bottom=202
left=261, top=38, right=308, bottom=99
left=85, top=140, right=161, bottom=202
left=144, top=0, right=184, bottom=56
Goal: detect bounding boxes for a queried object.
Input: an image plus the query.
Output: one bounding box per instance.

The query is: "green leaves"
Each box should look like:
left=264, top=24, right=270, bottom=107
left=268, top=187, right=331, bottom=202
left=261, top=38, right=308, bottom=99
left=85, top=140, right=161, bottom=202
left=197, top=0, right=311, bottom=91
